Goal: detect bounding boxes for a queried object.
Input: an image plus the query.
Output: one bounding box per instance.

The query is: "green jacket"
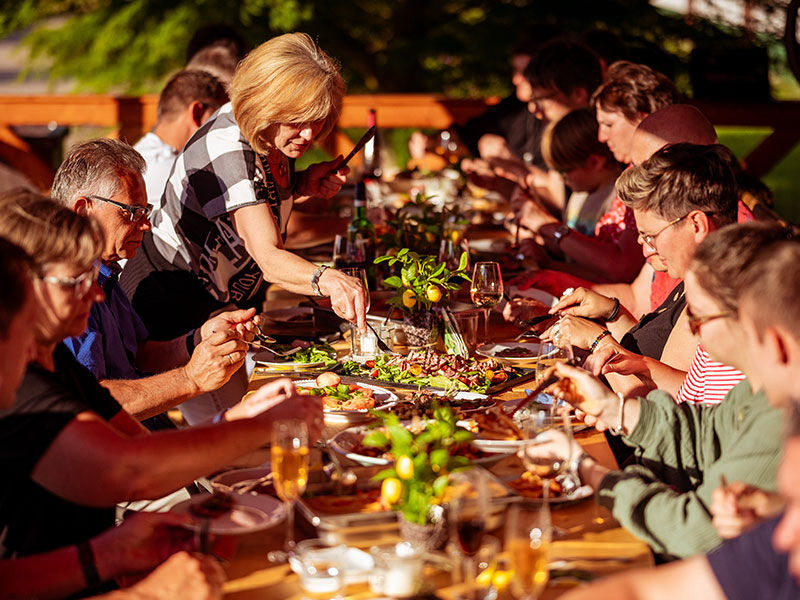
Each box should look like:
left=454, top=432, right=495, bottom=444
left=596, top=380, right=782, bottom=559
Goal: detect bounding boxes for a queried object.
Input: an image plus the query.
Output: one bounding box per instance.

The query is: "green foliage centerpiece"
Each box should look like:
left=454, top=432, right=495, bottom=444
left=376, top=248, right=470, bottom=347
left=365, top=403, right=474, bottom=549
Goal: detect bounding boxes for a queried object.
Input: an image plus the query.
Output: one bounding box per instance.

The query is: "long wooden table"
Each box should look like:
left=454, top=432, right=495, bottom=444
left=218, top=322, right=652, bottom=599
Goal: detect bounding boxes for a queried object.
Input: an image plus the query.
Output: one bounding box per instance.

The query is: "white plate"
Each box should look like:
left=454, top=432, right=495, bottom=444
left=210, top=467, right=270, bottom=492
left=505, top=482, right=594, bottom=505
left=468, top=238, right=509, bottom=253
left=263, top=307, right=314, bottom=323
left=476, top=342, right=551, bottom=363
left=508, top=286, right=558, bottom=308
left=171, top=493, right=284, bottom=535
left=295, top=380, right=398, bottom=414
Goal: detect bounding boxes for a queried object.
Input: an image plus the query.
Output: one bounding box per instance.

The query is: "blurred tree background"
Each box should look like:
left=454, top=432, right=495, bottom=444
left=0, top=0, right=794, bottom=97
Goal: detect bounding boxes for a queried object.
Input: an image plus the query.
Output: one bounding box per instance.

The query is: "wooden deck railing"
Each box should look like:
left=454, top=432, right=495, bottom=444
left=0, top=94, right=798, bottom=190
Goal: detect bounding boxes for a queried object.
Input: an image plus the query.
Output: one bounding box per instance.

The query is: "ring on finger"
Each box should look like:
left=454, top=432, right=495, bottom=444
left=227, top=354, right=235, bottom=366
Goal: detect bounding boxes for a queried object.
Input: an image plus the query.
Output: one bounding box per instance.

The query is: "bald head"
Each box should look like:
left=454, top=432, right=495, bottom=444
left=630, top=104, right=718, bottom=165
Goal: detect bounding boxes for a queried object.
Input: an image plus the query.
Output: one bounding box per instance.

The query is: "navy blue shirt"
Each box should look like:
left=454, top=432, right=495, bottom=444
left=707, top=515, right=800, bottom=599
left=64, top=262, right=149, bottom=379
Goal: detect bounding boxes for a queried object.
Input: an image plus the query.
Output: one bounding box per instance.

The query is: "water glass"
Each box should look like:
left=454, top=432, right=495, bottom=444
left=368, top=542, right=423, bottom=598
left=296, top=539, right=345, bottom=600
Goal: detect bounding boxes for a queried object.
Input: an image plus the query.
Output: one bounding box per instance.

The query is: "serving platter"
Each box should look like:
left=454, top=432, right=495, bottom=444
left=476, top=341, right=556, bottom=364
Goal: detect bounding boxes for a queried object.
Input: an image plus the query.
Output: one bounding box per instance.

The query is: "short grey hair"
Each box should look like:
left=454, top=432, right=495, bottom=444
left=51, top=138, right=146, bottom=206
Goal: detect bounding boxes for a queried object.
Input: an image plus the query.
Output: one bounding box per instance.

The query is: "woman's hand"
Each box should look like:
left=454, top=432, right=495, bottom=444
left=551, top=362, right=623, bottom=432
left=711, top=482, right=785, bottom=539
left=319, top=268, right=368, bottom=330
left=549, top=287, right=616, bottom=321
left=510, top=186, right=559, bottom=233
left=540, top=315, right=604, bottom=350
left=298, top=157, right=349, bottom=200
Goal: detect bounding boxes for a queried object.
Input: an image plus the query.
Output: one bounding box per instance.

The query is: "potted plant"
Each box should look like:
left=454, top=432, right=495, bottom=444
left=375, top=248, right=470, bottom=347
left=365, top=403, right=474, bottom=550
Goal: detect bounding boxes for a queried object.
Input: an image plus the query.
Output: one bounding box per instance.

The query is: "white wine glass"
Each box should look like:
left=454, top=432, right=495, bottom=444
left=269, top=419, right=309, bottom=562
left=505, top=502, right=551, bottom=600
left=470, top=261, right=503, bottom=342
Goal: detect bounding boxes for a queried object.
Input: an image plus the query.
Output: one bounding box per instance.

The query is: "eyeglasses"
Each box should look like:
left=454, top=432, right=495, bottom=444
left=686, top=305, right=733, bottom=336
left=39, top=262, right=100, bottom=298
left=637, top=214, right=688, bottom=251
left=87, top=195, right=152, bottom=223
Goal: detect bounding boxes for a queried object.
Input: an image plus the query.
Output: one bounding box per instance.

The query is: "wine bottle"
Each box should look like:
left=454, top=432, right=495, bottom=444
left=363, top=108, right=381, bottom=179
left=347, top=180, right=376, bottom=287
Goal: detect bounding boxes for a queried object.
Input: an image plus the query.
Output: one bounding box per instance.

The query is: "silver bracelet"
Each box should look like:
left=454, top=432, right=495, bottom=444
left=609, top=392, right=627, bottom=436
left=311, top=265, right=329, bottom=297
left=570, top=451, right=591, bottom=478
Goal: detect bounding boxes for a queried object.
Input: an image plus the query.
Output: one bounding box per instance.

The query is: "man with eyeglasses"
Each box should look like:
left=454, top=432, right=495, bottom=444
left=133, top=70, right=227, bottom=206
left=51, top=138, right=257, bottom=433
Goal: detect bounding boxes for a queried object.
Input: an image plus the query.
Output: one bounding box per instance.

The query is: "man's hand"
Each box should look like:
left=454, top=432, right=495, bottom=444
left=184, top=329, right=248, bottom=394
left=319, top=268, right=367, bottom=330
left=540, top=315, right=604, bottom=350
left=299, top=157, right=349, bottom=200
left=711, top=481, right=785, bottom=539
left=121, top=551, right=225, bottom=600
left=551, top=362, right=621, bottom=432
left=476, top=134, right=513, bottom=161
left=200, top=308, right=259, bottom=343
left=549, top=287, right=616, bottom=321
left=510, top=186, right=559, bottom=233
left=92, top=512, right=196, bottom=580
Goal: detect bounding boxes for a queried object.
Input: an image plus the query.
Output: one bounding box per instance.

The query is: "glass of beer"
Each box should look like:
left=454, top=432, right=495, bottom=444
left=271, top=419, right=309, bottom=559
left=505, top=502, right=551, bottom=599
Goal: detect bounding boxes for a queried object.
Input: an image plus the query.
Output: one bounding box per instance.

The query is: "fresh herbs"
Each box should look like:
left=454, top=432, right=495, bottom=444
left=269, top=343, right=337, bottom=366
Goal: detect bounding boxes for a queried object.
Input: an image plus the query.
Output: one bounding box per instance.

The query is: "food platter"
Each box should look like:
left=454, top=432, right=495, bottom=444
left=504, top=471, right=594, bottom=505
left=476, top=341, right=556, bottom=364
left=171, top=492, right=284, bottom=535
left=329, top=424, right=511, bottom=469
left=295, top=379, right=398, bottom=415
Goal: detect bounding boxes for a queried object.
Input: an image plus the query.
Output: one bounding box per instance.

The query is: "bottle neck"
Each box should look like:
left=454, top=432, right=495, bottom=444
left=353, top=200, right=368, bottom=220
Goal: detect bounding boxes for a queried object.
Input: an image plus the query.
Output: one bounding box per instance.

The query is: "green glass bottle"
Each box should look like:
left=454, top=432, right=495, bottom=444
left=347, top=180, right=376, bottom=287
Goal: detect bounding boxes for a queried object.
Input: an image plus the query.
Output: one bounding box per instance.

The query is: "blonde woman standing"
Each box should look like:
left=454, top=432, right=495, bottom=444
left=122, top=33, right=366, bottom=340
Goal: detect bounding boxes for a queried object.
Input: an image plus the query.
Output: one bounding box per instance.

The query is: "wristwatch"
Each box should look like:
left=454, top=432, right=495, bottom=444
left=553, top=225, right=571, bottom=246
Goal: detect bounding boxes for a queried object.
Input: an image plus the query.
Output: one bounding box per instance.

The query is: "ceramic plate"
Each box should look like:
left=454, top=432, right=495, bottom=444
left=507, top=286, right=558, bottom=308
left=476, top=342, right=554, bottom=363
left=172, top=492, right=284, bottom=535
left=294, top=380, right=398, bottom=414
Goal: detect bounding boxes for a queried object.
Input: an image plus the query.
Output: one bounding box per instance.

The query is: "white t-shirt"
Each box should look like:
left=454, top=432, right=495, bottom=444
left=133, top=132, right=179, bottom=207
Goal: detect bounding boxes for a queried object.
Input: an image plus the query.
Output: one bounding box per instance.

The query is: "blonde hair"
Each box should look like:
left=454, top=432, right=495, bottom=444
left=0, top=189, right=103, bottom=274
left=229, top=33, right=345, bottom=155
left=541, top=108, right=622, bottom=173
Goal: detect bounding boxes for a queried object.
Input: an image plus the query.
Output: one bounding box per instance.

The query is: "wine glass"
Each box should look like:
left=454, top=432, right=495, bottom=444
left=439, top=238, right=461, bottom=271
left=449, top=469, right=490, bottom=599
left=521, top=410, right=573, bottom=504
left=332, top=235, right=349, bottom=269
left=505, top=502, right=552, bottom=600
left=269, top=419, right=309, bottom=562
left=470, top=261, right=503, bottom=342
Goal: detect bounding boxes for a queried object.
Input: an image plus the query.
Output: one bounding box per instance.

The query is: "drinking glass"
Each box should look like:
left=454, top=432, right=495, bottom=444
left=449, top=469, right=490, bottom=599
left=505, top=502, right=551, bottom=600
left=470, top=261, right=503, bottom=342
left=521, top=410, right=573, bottom=504
left=332, top=235, right=365, bottom=270
left=535, top=340, right=574, bottom=403
left=439, top=238, right=461, bottom=271
left=270, top=419, right=309, bottom=561
left=296, top=539, right=345, bottom=600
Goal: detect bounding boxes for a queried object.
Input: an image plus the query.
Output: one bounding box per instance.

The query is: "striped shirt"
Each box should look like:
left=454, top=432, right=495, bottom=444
left=675, top=345, right=746, bottom=405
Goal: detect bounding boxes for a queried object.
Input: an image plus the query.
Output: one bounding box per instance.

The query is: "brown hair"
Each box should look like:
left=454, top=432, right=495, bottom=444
left=690, top=221, right=794, bottom=313
left=157, top=69, right=227, bottom=122
left=616, top=142, right=738, bottom=225
left=0, top=236, right=32, bottom=338
left=591, top=60, right=683, bottom=121
left=524, top=39, right=602, bottom=97
left=229, top=33, right=345, bottom=155
left=541, top=108, right=623, bottom=173
left=51, top=138, right=145, bottom=207
left=738, top=236, right=800, bottom=339
left=0, top=189, right=103, bottom=274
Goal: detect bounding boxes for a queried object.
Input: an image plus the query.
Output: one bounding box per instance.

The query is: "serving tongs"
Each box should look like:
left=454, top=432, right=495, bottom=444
left=505, top=365, right=564, bottom=418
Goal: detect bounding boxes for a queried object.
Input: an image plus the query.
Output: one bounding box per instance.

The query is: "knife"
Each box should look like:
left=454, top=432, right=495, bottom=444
left=328, top=126, right=377, bottom=175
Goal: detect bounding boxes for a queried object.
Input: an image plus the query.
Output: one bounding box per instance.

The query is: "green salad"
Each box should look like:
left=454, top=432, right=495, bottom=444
left=270, top=343, right=337, bottom=366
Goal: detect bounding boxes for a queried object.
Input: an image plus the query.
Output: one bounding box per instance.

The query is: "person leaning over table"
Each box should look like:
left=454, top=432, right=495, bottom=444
left=0, top=193, right=323, bottom=560
left=0, top=236, right=224, bottom=600
left=50, top=140, right=258, bottom=427
left=120, top=32, right=366, bottom=343
left=558, top=401, right=800, bottom=600
left=524, top=223, right=786, bottom=560
left=536, top=144, right=738, bottom=404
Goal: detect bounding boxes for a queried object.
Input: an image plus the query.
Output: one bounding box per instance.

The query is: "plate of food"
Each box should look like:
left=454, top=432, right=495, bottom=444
left=253, top=341, right=338, bottom=370
left=330, top=423, right=510, bottom=468
left=296, top=372, right=398, bottom=413
left=505, top=471, right=593, bottom=505
left=171, top=491, right=285, bottom=535
left=466, top=406, right=529, bottom=453
left=262, top=307, right=315, bottom=323
left=476, top=342, right=556, bottom=364
left=339, top=349, right=520, bottom=394
left=390, top=389, right=494, bottom=421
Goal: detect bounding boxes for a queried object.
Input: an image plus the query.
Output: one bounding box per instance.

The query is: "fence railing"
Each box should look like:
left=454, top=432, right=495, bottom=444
left=0, top=94, right=797, bottom=190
